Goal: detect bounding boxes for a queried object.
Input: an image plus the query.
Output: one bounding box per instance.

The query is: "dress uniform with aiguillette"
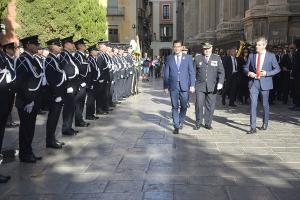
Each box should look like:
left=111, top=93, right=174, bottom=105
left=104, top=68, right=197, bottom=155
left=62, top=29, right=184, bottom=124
left=59, top=36, right=80, bottom=136
left=86, top=44, right=101, bottom=120
left=44, top=38, right=66, bottom=148
left=15, top=35, right=44, bottom=163
left=74, top=38, right=90, bottom=127
left=194, top=42, right=225, bottom=130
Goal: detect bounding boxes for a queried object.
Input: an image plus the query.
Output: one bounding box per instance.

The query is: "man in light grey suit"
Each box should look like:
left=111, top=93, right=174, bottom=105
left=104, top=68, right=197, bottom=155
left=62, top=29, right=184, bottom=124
left=244, top=37, right=281, bottom=134
left=164, top=40, right=196, bottom=134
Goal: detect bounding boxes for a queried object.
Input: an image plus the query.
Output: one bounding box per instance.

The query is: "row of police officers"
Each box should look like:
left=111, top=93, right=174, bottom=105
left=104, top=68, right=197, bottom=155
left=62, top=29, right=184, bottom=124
left=0, top=35, right=138, bottom=183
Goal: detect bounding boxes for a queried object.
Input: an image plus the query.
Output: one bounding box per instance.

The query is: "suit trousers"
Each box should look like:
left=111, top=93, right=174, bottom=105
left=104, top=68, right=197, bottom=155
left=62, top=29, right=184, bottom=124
left=62, top=93, right=76, bottom=132
left=17, top=107, right=38, bottom=157
left=195, top=90, right=217, bottom=126
left=46, top=101, right=63, bottom=144
left=170, top=82, right=189, bottom=128
left=75, top=87, right=86, bottom=124
left=249, top=80, right=270, bottom=129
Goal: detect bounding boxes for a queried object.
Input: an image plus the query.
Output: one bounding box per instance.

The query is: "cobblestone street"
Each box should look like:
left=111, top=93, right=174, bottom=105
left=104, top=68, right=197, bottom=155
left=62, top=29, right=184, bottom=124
left=1, top=79, right=300, bottom=200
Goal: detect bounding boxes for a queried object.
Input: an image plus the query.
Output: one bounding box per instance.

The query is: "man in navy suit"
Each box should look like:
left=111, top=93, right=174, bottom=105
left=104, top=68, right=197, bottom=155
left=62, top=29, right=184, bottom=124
left=244, top=37, right=281, bottom=134
left=164, top=40, right=196, bottom=134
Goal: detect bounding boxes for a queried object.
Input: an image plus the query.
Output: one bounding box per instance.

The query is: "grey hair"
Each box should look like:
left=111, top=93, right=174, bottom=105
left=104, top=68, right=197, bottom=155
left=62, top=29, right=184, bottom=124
left=257, top=36, right=268, bottom=45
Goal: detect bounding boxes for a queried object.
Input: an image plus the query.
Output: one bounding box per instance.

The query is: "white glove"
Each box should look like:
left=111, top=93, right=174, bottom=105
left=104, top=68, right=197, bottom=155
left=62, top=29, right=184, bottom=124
left=24, top=101, right=34, bottom=113
left=189, top=86, right=195, bottom=93
left=67, top=87, right=74, bottom=94
left=99, top=80, right=104, bottom=83
left=80, top=82, right=86, bottom=88
left=90, top=85, right=94, bottom=90
left=55, top=97, right=62, bottom=103
left=217, top=83, right=223, bottom=90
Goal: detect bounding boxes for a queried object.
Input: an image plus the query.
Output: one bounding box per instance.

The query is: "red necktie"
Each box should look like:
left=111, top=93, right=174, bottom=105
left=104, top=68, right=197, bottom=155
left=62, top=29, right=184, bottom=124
left=256, top=53, right=261, bottom=78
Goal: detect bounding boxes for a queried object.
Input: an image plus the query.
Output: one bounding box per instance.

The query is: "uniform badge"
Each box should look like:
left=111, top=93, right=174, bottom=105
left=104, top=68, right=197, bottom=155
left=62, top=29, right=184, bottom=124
left=211, top=61, right=218, bottom=66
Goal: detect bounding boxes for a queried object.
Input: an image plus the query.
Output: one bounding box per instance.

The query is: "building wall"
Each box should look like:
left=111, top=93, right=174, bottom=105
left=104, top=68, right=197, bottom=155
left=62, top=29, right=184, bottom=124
left=181, top=0, right=300, bottom=51
left=103, top=0, right=137, bottom=43
left=150, top=0, right=177, bottom=57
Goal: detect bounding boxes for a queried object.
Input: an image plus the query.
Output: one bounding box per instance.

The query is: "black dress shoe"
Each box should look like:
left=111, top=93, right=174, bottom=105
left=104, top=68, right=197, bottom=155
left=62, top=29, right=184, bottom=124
left=259, top=124, right=268, bottom=131
left=19, top=155, right=36, bottom=163
left=179, top=124, right=183, bottom=130
left=86, top=115, right=99, bottom=120
left=0, top=174, right=10, bottom=183
left=46, top=141, right=63, bottom=149
left=71, top=128, right=79, bottom=133
left=173, top=128, right=179, bottom=134
left=6, top=122, right=19, bottom=128
left=75, top=121, right=90, bottom=127
left=204, top=124, right=213, bottom=130
left=54, top=140, right=65, bottom=146
left=247, top=128, right=257, bottom=134
left=32, top=153, right=42, bottom=160
left=229, top=103, right=237, bottom=107
left=62, top=130, right=76, bottom=136
left=110, top=104, right=116, bottom=107
left=193, top=124, right=201, bottom=130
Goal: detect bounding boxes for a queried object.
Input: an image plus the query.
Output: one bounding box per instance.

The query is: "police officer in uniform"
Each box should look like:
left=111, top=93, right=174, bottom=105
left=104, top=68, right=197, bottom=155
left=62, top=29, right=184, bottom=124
left=74, top=38, right=90, bottom=127
left=44, top=38, right=66, bottom=148
left=59, top=36, right=80, bottom=136
left=96, top=40, right=112, bottom=114
left=2, top=42, right=18, bottom=128
left=0, top=44, right=12, bottom=182
left=86, top=44, right=100, bottom=120
left=15, top=35, right=44, bottom=162
left=194, top=42, right=225, bottom=130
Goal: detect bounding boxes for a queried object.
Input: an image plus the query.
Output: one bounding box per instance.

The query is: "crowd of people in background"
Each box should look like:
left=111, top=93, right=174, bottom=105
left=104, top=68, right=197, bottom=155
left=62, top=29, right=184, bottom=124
left=141, top=40, right=300, bottom=112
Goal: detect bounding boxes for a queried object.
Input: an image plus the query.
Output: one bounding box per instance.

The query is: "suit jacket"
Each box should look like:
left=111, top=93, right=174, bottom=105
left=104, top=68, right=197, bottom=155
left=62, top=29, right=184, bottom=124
left=194, top=54, right=225, bottom=93
left=163, top=54, right=195, bottom=91
left=281, top=53, right=294, bottom=71
left=243, top=51, right=281, bottom=90
left=223, top=56, right=239, bottom=80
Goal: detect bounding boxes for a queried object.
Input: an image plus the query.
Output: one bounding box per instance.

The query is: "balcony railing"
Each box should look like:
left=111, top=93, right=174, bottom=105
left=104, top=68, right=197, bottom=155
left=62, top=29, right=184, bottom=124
left=107, top=7, right=125, bottom=16
left=160, top=36, right=173, bottom=42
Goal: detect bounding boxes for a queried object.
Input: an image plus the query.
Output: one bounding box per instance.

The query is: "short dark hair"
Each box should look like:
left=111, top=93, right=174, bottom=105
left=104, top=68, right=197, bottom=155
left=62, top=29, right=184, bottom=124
left=173, top=40, right=183, bottom=46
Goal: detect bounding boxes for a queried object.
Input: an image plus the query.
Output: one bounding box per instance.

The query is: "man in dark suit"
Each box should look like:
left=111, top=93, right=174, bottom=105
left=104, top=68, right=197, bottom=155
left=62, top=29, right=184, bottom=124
left=281, top=44, right=296, bottom=104
left=194, top=42, right=225, bottom=130
left=15, top=35, right=44, bottom=162
left=44, top=38, right=66, bottom=149
left=244, top=37, right=281, bottom=134
left=164, top=40, right=196, bottom=134
left=291, top=39, right=300, bottom=111
left=222, top=46, right=239, bottom=107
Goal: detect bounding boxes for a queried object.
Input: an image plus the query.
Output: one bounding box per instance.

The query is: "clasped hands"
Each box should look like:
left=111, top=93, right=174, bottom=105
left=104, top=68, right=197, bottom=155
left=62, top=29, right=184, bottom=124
left=248, top=70, right=267, bottom=79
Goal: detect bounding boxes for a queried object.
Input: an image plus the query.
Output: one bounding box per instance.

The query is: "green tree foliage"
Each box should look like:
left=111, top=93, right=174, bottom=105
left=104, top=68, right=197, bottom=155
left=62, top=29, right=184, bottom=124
left=16, top=0, right=107, bottom=45
left=0, top=0, right=9, bottom=20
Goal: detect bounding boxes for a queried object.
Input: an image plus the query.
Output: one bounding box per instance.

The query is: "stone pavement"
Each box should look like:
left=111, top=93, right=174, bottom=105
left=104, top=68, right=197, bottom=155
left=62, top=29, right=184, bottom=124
left=1, top=79, right=300, bottom=200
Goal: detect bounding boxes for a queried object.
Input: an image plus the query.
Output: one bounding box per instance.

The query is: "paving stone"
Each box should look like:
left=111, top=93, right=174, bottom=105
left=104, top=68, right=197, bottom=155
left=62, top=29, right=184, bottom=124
left=226, top=186, right=277, bottom=200
left=104, top=180, right=144, bottom=193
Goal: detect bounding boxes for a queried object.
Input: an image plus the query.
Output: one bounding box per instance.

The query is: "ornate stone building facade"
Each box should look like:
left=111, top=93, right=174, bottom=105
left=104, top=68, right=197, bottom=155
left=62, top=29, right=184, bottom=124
left=182, top=0, right=300, bottom=50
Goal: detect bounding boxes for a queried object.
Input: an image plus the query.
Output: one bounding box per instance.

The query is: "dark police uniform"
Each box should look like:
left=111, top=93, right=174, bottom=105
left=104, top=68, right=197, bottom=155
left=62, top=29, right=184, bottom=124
left=194, top=53, right=225, bottom=128
left=2, top=43, right=17, bottom=128
left=74, top=39, right=90, bottom=127
left=86, top=45, right=101, bottom=119
left=44, top=38, right=66, bottom=148
left=59, top=36, right=80, bottom=135
left=96, top=50, right=111, bottom=113
left=15, top=35, right=44, bottom=162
